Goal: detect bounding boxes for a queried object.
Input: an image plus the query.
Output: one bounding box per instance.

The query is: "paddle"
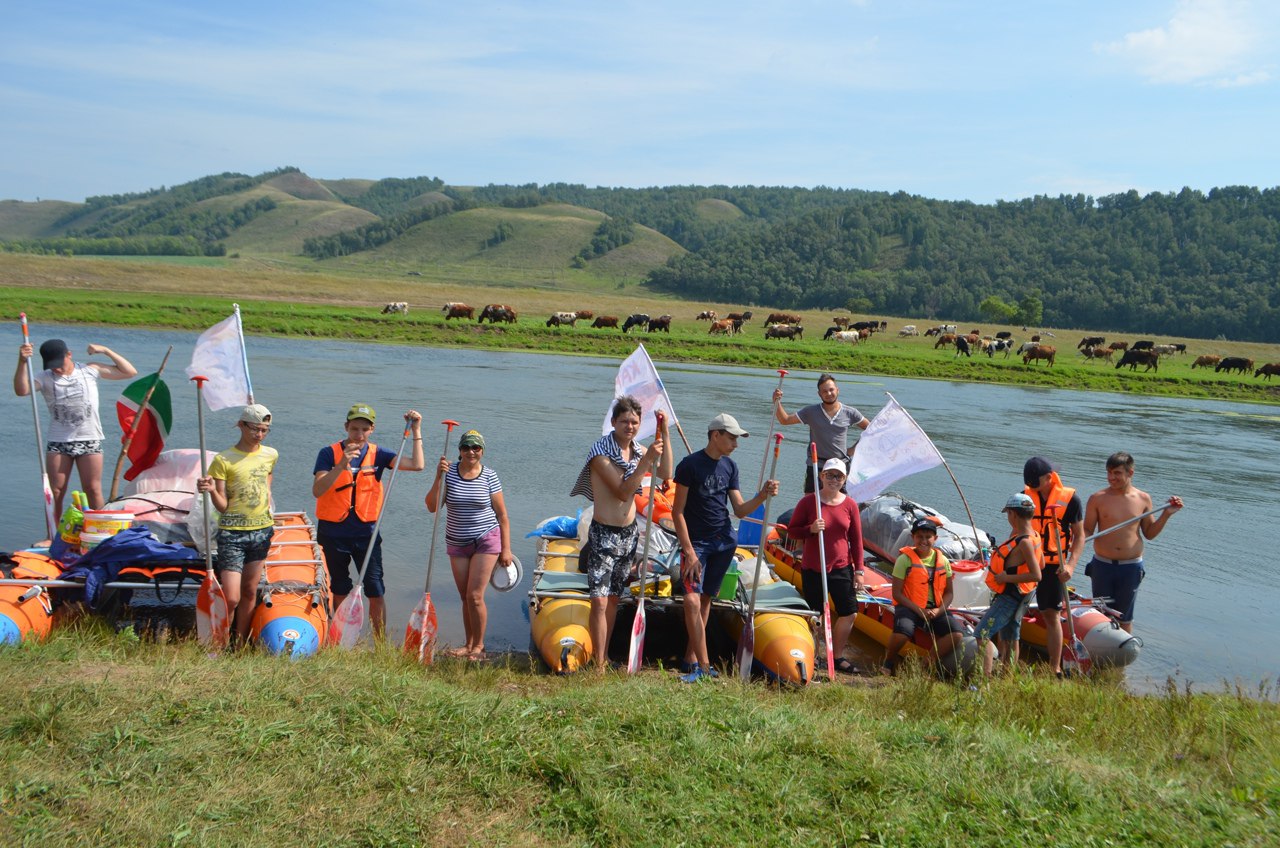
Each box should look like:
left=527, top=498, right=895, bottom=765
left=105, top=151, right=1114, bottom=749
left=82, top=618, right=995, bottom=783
left=329, top=415, right=413, bottom=648
left=18, top=314, right=56, bottom=540
left=627, top=411, right=665, bottom=674
left=757, top=368, right=788, bottom=490
left=190, top=375, right=230, bottom=648
left=810, top=442, right=837, bottom=681
left=404, top=419, right=459, bottom=663
left=1082, top=503, right=1171, bottom=545
left=737, top=431, right=783, bottom=682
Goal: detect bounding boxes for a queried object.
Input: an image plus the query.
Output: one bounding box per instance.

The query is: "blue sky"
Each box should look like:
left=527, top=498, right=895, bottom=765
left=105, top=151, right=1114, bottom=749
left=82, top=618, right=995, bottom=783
left=3, top=0, right=1278, bottom=204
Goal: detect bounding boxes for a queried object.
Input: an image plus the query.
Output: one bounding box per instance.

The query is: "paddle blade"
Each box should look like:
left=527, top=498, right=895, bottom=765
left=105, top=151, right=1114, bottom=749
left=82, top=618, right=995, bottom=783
left=403, top=592, right=438, bottom=664
left=822, top=610, right=836, bottom=680
left=329, top=588, right=367, bottom=649
left=737, top=620, right=756, bottom=682
left=195, top=572, right=229, bottom=647
left=626, top=605, right=646, bottom=674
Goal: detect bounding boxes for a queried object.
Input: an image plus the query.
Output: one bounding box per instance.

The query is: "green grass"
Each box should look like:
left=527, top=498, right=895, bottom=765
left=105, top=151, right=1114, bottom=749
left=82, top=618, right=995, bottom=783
left=1, top=624, right=1276, bottom=847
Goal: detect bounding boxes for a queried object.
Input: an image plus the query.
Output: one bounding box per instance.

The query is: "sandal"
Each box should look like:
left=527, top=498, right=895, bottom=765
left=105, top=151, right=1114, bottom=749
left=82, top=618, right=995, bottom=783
left=834, top=657, right=856, bottom=675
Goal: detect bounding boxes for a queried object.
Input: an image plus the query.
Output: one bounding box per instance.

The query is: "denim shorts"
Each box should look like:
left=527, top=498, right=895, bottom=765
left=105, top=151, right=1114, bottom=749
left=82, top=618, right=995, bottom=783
left=215, top=526, right=273, bottom=574
left=973, top=590, right=1034, bottom=644
left=682, top=540, right=736, bottom=596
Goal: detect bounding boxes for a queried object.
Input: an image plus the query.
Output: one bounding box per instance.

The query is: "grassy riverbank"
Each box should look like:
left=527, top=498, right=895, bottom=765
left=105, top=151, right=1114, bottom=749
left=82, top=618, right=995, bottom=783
left=3, top=253, right=1279, bottom=405
left=1, top=624, right=1276, bottom=847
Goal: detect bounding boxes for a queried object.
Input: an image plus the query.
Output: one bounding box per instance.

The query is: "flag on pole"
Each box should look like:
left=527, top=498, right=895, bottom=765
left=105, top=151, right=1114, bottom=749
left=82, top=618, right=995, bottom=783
left=845, top=395, right=944, bottom=502
left=116, top=374, right=173, bottom=481
left=601, top=344, right=680, bottom=441
left=185, top=308, right=252, bottom=410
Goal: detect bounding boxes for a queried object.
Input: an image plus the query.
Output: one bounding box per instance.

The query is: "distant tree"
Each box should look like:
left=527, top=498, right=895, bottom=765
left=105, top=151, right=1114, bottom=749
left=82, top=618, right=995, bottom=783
left=979, top=295, right=1018, bottom=323
left=1015, top=293, right=1044, bottom=327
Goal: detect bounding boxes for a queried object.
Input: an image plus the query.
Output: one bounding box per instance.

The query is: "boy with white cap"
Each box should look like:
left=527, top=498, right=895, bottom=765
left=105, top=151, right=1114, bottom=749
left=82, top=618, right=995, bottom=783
left=196, top=403, right=278, bottom=644
left=671, top=413, right=779, bottom=682
left=973, top=493, right=1043, bottom=676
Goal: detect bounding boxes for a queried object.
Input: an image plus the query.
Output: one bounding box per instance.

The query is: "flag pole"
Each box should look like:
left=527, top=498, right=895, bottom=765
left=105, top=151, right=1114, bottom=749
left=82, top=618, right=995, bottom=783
left=108, top=345, right=173, bottom=501
left=886, top=391, right=986, bottom=559
left=233, top=303, right=254, bottom=404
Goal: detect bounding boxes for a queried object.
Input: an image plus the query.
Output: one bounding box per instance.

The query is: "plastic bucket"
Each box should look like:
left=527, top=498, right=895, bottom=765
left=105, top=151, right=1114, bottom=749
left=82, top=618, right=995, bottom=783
left=83, top=510, right=133, bottom=536
left=950, top=559, right=990, bottom=610
left=717, top=569, right=740, bottom=601
left=79, top=531, right=114, bottom=551
left=737, top=504, right=766, bottom=546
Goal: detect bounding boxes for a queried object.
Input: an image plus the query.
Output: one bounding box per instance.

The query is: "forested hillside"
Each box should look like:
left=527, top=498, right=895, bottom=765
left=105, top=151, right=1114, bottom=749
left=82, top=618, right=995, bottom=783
left=3, top=170, right=1279, bottom=341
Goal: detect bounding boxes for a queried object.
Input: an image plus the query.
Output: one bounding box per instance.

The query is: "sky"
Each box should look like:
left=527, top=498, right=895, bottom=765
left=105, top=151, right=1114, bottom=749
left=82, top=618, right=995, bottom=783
left=3, top=0, right=1278, bottom=204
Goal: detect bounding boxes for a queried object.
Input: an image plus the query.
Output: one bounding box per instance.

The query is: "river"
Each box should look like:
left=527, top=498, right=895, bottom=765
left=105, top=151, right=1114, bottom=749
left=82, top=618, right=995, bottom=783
left=5, top=323, right=1276, bottom=693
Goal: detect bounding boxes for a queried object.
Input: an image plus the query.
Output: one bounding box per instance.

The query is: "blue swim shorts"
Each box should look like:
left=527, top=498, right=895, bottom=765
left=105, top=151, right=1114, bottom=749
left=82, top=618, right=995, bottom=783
left=1087, top=556, right=1144, bottom=622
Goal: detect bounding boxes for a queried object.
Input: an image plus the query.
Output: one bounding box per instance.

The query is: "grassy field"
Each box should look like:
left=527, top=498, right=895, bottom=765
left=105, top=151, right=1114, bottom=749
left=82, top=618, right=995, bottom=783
left=1, top=624, right=1276, bottom=847
left=3, top=253, right=1278, bottom=406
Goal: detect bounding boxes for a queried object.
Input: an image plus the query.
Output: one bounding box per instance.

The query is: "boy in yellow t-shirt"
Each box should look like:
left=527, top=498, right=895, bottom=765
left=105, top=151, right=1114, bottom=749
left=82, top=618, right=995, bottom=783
left=197, top=404, right=278, bottom=643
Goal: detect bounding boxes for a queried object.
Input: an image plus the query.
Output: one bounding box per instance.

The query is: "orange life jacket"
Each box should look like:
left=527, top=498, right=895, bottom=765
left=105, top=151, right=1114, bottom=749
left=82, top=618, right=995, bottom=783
left=315, top=442, right=383, bottom=523
left=1024, top=473, right=1075, bottom=566
left=898, top=546, right=951, bottom=609
left=984, top=533, right=1042, bottom=595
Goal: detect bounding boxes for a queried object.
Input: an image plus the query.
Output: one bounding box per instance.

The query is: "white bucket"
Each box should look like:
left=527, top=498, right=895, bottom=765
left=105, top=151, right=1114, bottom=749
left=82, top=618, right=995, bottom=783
left=82, top=510, right=134, bottom=536
left=79, top=531, right=114, bottom=551
left=950, top=560, right=991, bottom=610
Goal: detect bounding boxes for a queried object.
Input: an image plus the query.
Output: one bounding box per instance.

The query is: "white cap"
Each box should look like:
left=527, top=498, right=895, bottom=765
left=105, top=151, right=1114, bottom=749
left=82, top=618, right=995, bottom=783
left=822, top=458, right=847, bottom=474
left=490, top=556, right=523, bottom=592
left=708, top=413, right=749, bottom=437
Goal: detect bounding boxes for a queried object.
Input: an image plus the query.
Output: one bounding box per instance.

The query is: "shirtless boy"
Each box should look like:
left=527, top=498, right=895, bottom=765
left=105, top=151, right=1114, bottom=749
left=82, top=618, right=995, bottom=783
left=1083, top=452, right=1183, bottom=633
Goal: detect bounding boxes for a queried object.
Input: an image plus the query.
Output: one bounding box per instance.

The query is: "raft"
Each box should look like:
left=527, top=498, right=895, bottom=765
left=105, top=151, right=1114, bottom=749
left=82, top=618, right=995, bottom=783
left=0, top=551, right=62, bottom=644
left=248, top=512, right=331, bottom=658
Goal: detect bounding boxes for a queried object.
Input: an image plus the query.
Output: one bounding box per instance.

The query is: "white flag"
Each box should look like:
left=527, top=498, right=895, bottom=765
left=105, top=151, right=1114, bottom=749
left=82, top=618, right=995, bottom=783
left=601, top=344, right=679, bottom=440
left=185, top=311, right=252, bottom=411
left=845, top=396, right=943, bottom=502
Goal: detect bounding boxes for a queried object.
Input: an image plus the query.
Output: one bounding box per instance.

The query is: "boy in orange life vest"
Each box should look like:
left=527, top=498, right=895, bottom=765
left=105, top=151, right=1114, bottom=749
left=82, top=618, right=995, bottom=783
left=1023, top=455, right=1085, bottom=677
left=881, top=518, right=963, bottom=675
left=973, top=493, right=1043, bottom=676
left=313, top=404, right=425, bottom=638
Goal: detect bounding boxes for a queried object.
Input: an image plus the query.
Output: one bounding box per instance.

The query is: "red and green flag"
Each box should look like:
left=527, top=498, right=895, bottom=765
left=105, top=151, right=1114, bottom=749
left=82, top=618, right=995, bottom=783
left=116, top=374, right=173, bottom=481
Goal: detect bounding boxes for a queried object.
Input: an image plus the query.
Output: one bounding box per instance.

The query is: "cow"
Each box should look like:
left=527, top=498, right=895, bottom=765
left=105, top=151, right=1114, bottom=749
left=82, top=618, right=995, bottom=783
left=898, top=325, right=919, bottom=337
left=765, top=312, right=802, bottom=326
left=954, top=336, right=972, bottom=358
left=831, top=316, right=850, bottom=329
left=574, top=310, right=594, bottom=321
left=1215, top=357, right=1253, bottom=375
left=933, top=333, right=957, bottom=349
left=879, top=321, right=888, bottom=331
left=1023, top=345, right=1057, bottom=366
left=986, top=338, right=1014, bottom=358
left=924, top=326, right=941, bottom=337
left=1080, top=345, right=1113, bottom=363
left=1116, top=349, right=1159, bottom=372
left=591, top=315, right=619, bottom=329
left=441, top=302, right=473, bottom=320
left=696, top=310, right=717, bottom=321
left=1030, top=335, right=1041, bottom=343
left=826, top=330, right=861, bottom=344
left=1152, top=344, right=1178, bottom=357
left=381, top=302, right=409, bottom=315
left=1190, top=354, right=1221, bottom=370
left=708, top=319, right=733, bottom=335
left=1018, top=341, right=1039, bottom=355
left=546, top=311, right=579, bottom=328
left=621, top=313, right=650, bottom=334
left=1171, top=343, right=1187, bottom=355
left=995, top=331, right=1013, bottom=340
left=647, top=315, right=672, bottom=333
left=850, top=320, right=876, bottom=333
left=731, top=318, right=745, bottom=335
left=857, top=328, right=871, bottom=340
left=1131, top=340, right=1155, bottom=351
left=726, top=311, right=753, bottom=323
left=764, top=323, right=804, bottom=340
left=1077, top=336, right=1105, bottom=350
left=1255, top=363, right=1280, bottom=380
left=478, top=304, right=517, bottom=324
left=1108, top=341, right=1129, bottom=352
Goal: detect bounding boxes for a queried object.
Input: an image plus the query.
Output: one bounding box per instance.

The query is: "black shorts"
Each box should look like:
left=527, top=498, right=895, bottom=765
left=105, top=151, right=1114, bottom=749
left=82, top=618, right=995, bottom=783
left=892, top=607, right=961, bottom=640
left=1036, top=562, right=1065, bottom=611
left=802, top=566, right=857, bottom=617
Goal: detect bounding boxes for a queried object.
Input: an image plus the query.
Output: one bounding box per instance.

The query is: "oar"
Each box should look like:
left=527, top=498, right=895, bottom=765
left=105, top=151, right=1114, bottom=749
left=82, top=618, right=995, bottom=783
left=329, top=415, right=413, bottom=648
left=628, top=411, right=665, bottom=673
left=737, top=432, right=783, bottom=682
left=190, top=376, right=229, bottom=648
left=18, top=314, right=56, bottom=539
left=757, top=368, right=788, bottom=490
left=810, top=442, right=836, bottom=681
left=1082, top=503, right=1171, bottom=545
left=404, top=419, right=459, bottom=663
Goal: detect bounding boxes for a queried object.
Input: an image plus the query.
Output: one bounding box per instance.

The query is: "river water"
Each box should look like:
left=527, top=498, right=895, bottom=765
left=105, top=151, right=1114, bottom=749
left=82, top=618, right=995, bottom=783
left=5, top=324, right=1276, bottom=693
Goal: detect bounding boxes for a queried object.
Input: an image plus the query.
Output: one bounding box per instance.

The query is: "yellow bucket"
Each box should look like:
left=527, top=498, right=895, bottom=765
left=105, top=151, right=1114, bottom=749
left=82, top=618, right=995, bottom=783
left=82, top=510, right=134, bottom=536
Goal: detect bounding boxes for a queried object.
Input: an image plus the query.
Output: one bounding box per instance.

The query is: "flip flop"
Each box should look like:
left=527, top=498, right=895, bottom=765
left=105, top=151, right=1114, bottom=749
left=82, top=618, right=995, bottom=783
left=834, top=657, right=856, bottom=675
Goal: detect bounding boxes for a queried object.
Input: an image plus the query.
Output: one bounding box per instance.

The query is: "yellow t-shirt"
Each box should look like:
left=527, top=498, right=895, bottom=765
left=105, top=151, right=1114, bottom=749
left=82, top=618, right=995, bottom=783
left=209, top=445, right=278, bottom=530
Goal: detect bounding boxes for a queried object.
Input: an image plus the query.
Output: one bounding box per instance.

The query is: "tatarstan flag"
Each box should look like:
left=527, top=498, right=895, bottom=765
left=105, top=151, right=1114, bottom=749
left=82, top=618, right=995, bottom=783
left=116, top=374, right=173, bottom=481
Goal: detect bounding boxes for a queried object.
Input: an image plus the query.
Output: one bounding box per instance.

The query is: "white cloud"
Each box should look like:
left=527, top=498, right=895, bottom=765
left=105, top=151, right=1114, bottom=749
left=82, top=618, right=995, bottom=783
left=1097, top=0, right=1273, bottom=85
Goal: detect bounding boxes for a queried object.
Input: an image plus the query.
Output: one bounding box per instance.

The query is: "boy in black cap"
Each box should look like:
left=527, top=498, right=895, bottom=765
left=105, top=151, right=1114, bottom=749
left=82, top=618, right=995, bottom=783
left=882, top=517, right=963, bottom=675
left=14, top=336, right=137, bottom=518
left=1022, top=455, right=1085, bottom=677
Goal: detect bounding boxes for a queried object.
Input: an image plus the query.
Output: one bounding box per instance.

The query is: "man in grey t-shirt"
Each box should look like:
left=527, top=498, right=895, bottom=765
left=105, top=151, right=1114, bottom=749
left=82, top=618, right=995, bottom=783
left=773, top=373, right=870, bottom=493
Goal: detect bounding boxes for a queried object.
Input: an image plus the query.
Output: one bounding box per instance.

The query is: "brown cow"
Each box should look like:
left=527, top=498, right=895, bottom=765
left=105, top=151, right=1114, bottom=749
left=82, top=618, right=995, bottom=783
left=1080, top=345, right=1114, bottom=362
left=764, top=323, right=803, bottom=340
left=1190, top=354, right=1221, bottom=370
left=765, top=312, right=802, bottom=325
left=1023, top=345, right=1056, bottom=366
left=574, top=310, right=594, bottom=320
left=965, top=332, right=981, bottom=347
left=696, top=310, right=717, bottom=321
left=1108, top=341, right=1129, bottom=352
left=478, top=304, right=517, bottom=324
left=708, top=319, right=733, bottom=335
left=591, top=315, right=619, bottom=329
left=726, top=311, right=753, bottom=323
left=934, top=333, right=957, bottom=349
left=442, top=302, right=473, bottom=320
left=647, top=315, right=672, bottom=333
left=1255, top=363, right=1280, bottom=380
left=832, top=316, right=850, bottom=329
left=1030, top=334, right=1041, bottom=343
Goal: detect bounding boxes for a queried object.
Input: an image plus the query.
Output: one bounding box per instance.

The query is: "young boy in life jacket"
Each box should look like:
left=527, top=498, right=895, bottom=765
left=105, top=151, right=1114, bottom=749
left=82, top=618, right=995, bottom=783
left=973, top=493, right=1043, bottom=676
left=882, top=518, right=963, bottom=675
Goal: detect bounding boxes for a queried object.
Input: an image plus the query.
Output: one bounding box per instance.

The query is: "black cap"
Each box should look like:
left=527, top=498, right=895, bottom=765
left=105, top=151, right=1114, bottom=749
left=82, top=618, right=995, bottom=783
left=39, top=339, right=69, bottom=370
left=1023, top=456, right=1055, bottom=487
left=911, top=517, right=939, bottom=535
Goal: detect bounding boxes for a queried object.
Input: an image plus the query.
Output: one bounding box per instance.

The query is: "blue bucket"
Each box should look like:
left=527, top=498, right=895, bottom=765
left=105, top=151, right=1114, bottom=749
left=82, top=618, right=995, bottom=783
left=737, top=503, right=767, bottom=546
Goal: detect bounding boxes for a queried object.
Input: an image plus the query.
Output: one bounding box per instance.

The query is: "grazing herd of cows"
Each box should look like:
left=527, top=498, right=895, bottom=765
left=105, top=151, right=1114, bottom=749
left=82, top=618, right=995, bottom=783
left=381, top=302, right=1279, bottom=382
